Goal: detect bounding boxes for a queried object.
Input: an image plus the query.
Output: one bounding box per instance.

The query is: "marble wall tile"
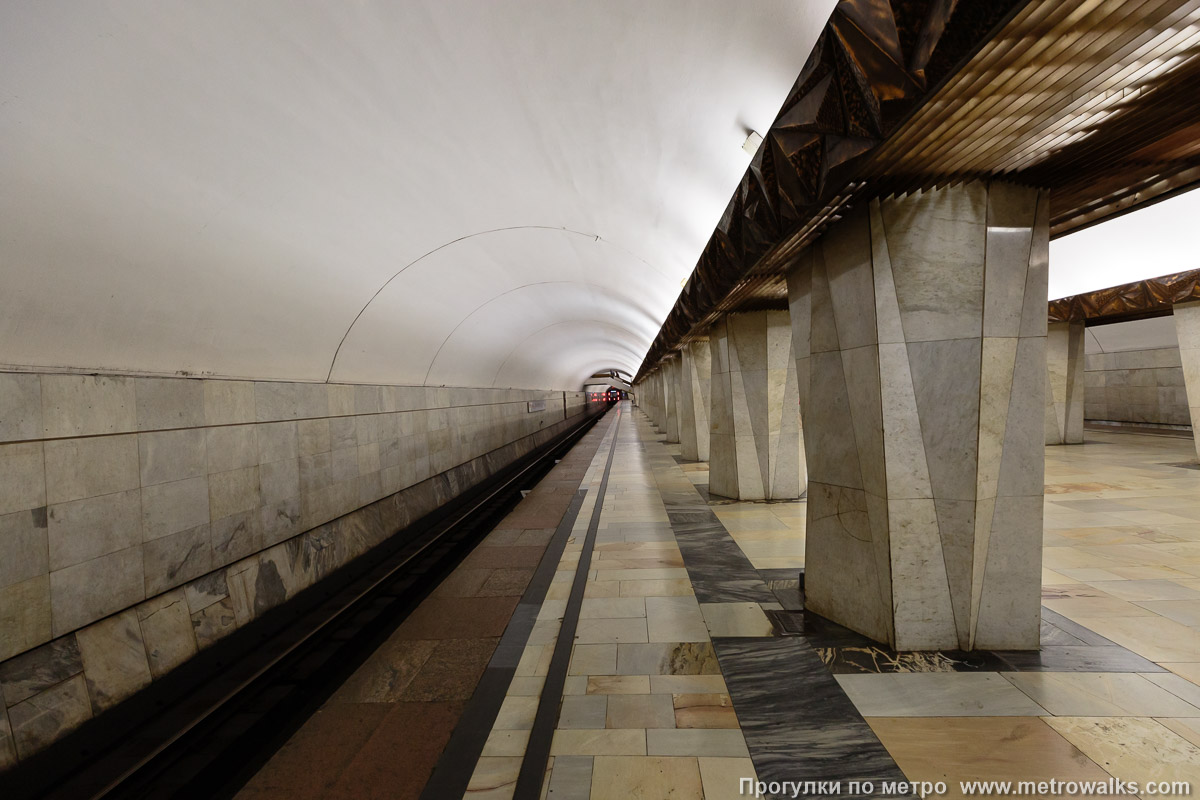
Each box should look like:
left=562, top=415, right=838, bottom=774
left=253, top=382, right=328, bottom=423
left=44, top=435, right=139, bottom=505
left=203, top=380, right=256, bottom=426
left=48, top=488, right=141, bottom=571
left=996, top=336, right=1047, bottom=499
left=881, top=184, right=986, bottom=342
left=134, top=377, right=204, bottom=431
left=0, top=442, right=45, bottom=517
left=142, top=476, right=210, bottom=541
left=888, top=498, right=958, bottom=650
left=191, top=596, right=237, bottom=649
left=209, top=466, right=261, bottom=521
left=40, top=375, right=135, bottom=438
left=50, top=546, right=144, bottom=635
left=138, top=428, right=207, bottom=487
left=973, top=496, right=1042, bottom=649
left=0, top=508, right=48, bottom=590
left=907, top=338, right=981, bottom=502
left=75, top=609, right=151, bottom=712
left=0, top=636, right=82, bottom=707
left=184, top=570, right=230, bottom=614
left=0, top=374, right=41, bottom=442
left=823, top=210, right=877, bottom=351
left=260, top=458, right=300, bottom=507
left=211, top=510, right=263, bottom=568
left=982, top=184, right=1036, bottom=339
left=144, top=523, right=212, bottom=595
left=7, top=673, right=92, bottom=759
left=204, top=425, right=258, bottom=474
left=137, top=588, right=198, bottom=678
left=1019, top=192, right=1051, bottom=339
left=0, top=576, right=51, bottom=661
left=257, top=421, right=298, bottom=464
left=877, top=342, right=932, bottom=500
left=297, top=418, right=331, bottom=456
left=0, top=706, right=15, bottom=770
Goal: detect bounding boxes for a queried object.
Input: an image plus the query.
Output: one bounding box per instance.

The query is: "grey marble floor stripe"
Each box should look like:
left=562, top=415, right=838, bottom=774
left=712, top=637, right=905, bottom=799
left=639, top=437, right=775, bottom=604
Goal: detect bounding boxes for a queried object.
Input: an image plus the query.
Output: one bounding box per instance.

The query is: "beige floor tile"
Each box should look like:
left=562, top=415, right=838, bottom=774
left=465, top=756, right=522, bottom=798
left=1136, top=600, right=1200, bottom=628
left=1043, top=595, right=1159, bottom=618
left=559, top=695, right=608, bottom=729
left=516, top=644, right=553, bottom=677
left=1165, top=663, right=1200, bottom=685
left=605, top=693, right=676, bottom=729
left=698, top=757, right=758, bottom=800
left=645, top=596, right=709, bottom=643
left=651, top=675, right=729, bottom=694
left=1045, top=717, right=1200, bottom=786
left=836, top=673, right=1049, bottom=717
left=580, top=597, right=646, bottom=619
left=1089, top=580, right=1200, bottom=602
left=1071, top=616, right=1200, bottom=662
left=1157, top=718, right=1200, bottom=748
left=619, top=579, right=695, bottom=597
left=574, top=617, right=649, bottom=644
left=569, top=644, right=617, bottom=675
left=1143, top=672, right=1200, bottom=707
left=867, top=717, right=1112, bottom=799
left=481, top=729, right=530, bottom=757
left=1003, top=672, right=1200, bottom=717
left=672, top=693, right=739, bottom=729
left=550, top=728, right=646, bottom=756
left=587, top=675, right=650, bottom=695
left=699, top=602, right=774, bottom=637
left=589, top=756, right=703, bottom=800
left=507, top=676, right=545, bottom=696
left=646, top=728, right=749, bottom=757
left=583, top=581, right=622, bottom=598
left=494, top=694, right=539, bottom=730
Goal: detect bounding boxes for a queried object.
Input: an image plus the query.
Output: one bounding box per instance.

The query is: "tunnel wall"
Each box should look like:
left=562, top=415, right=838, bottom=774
left=0, top=372, right=592, bottom=767
left=1084, top=347, right=1191, bottom=428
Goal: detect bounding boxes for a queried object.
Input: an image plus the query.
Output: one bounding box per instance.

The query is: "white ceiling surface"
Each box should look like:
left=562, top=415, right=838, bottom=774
left=0, top=1, right=836, bottom=390
left=1049, top=188, right=1200, bottom=301
left=1085, top=316, right=1180, bottom=354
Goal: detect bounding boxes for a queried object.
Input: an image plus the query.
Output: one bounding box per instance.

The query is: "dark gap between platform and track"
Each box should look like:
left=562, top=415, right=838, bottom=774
left=6, top=405, right=613, bottom=800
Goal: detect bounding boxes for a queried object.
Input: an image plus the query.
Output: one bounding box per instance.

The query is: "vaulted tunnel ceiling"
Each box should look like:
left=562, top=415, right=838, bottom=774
left=0, top=1, right=837, bottom=390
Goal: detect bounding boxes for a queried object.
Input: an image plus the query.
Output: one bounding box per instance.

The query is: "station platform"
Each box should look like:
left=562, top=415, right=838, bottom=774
left=239, top=402, right=1200, bottom=799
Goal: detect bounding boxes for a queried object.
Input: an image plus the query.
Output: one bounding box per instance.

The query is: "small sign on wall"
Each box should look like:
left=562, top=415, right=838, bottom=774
left=528, top=400, right=547, bottom=413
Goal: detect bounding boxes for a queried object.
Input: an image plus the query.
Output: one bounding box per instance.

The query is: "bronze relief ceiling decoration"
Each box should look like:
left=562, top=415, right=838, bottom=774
left=637, top=0, right=1200, bottom=381
left=636, top=0, right=1028, bottom=380
left=1049, top=269, right=1200, bottom=326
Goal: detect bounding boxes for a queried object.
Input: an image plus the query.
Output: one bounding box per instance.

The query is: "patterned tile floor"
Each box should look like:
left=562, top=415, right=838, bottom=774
left=244, top=405, right=1200, bottom=798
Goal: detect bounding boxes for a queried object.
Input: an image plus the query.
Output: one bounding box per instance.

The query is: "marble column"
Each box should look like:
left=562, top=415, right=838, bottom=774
left=708, top=310, right=802, bottom=501
left=647, top=370, right=663, bottom=431
left=678, top=339, right=712, bottom=462
left=787, top=181, right=1048, bottom=651
left=1045, top=321, right=1085, bottom=445
left=664, top=355, right=681, bottom=444
left=1174, top=301, right=1200, bottom=461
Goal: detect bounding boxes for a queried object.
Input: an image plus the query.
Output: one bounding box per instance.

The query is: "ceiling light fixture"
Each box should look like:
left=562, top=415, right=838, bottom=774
left=742, top=130, right=763, bottom=156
